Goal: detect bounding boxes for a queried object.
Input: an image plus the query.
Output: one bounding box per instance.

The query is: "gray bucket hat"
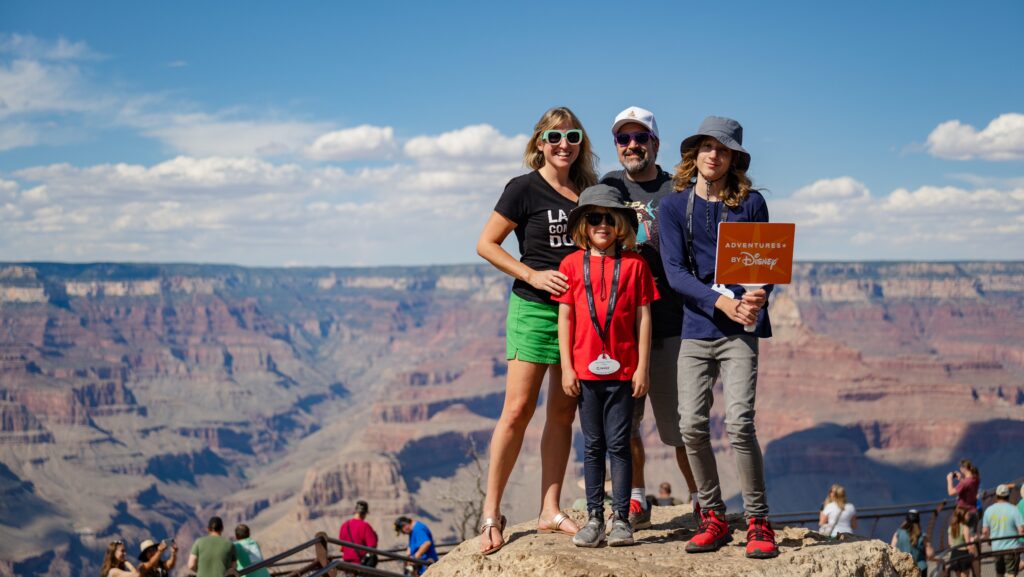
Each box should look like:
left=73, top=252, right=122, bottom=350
left=567, top=184, right=639, bottom=233
left=679, top=116, right=751, bottom=172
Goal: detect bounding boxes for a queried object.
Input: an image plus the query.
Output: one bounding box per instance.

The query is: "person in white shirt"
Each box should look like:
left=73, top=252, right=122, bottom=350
left=818, top=484, right=857, bottom=538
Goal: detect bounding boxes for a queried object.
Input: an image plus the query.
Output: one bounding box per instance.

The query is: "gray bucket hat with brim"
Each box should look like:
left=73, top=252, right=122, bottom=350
left=679, top=116, right=751, bottom=172
left=567, top=184, right=639, bottom=233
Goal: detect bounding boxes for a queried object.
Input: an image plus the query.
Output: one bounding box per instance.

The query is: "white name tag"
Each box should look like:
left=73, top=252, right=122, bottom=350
left=712, top=283, right=735, bottom=299
left=588, top=353, right=621, bottom=376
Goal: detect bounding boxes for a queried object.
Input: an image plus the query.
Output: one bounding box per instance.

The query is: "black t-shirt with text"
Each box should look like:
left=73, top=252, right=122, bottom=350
left=601, top=167, right=684, bottom=339
left=493, top=171, right=578, bottom=305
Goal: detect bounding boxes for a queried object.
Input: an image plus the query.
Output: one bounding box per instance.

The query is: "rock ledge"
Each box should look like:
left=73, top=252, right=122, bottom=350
left=428, top=505, right=917, bottom=577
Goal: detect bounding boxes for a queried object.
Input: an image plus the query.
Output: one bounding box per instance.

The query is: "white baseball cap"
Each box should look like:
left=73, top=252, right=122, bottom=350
left=612, top=106, right=659, bottom=140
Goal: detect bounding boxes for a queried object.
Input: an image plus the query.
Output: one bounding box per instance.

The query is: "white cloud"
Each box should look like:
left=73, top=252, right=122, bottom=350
left=0, top=34, right=99, bottom=61
left=167, top=60, right=188, bottom=68
left=925, top=113, right=1024, bottom=161
left=777, top=177, right=1024, bottom=260
left=1, top=123, right=531, bottom=265
left=0, top=58, right=99, bottom=118
left=143, top=115, right=331, bottom=157
left=404, top=124, right=528, bottom=165
left=305, top=125, right=397, bottom=161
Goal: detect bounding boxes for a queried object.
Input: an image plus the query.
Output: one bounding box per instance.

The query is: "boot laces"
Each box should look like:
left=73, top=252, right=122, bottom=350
left=748, top=519, right=774, bottom=542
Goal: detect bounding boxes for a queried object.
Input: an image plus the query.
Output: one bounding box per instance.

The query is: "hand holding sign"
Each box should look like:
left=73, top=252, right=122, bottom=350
left=714, top=223, right=796, bottom=332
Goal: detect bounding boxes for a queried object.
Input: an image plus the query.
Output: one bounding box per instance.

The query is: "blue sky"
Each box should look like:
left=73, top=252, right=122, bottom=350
left=1, top=1, right=1022, bottom=266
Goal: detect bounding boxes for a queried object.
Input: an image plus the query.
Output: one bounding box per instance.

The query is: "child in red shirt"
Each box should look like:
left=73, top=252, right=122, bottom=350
left=554, top=184, right=659, bottom=548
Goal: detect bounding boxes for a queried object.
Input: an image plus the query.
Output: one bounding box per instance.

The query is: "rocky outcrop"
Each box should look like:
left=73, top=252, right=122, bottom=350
left=429, top=506, right=918, bottom=577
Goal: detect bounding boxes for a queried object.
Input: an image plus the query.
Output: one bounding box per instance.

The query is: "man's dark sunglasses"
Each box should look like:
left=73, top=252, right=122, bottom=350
left=584, top=212, right=616, bottom=226
left=615, top=131, right=654, bottom=147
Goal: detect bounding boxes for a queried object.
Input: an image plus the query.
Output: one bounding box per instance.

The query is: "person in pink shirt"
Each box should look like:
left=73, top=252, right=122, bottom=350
left=338, top=501, right=378, bottom=567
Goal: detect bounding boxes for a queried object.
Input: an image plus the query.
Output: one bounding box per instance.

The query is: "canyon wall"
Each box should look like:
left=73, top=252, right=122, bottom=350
left=0, top=261, right=1021, bottom=576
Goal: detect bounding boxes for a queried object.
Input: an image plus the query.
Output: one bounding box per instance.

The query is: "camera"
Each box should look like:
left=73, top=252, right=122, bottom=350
left=951, top=471, right=960, bottom=479
left=162, top=539, right=175, bottom=548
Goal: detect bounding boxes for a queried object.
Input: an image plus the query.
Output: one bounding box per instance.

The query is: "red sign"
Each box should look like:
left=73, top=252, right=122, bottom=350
left=714, top=222, right=796, bottom=285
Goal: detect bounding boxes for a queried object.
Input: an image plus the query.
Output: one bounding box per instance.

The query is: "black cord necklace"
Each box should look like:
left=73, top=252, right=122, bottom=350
left=704, top=178, right=720, bottom=234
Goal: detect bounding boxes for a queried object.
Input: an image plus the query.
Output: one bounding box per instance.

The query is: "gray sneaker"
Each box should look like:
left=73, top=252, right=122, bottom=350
left=628, top=499, right=652, bottom=530
left=572, top=512, right=606, bottom=548
left=608, top=511, right=635, bottom=546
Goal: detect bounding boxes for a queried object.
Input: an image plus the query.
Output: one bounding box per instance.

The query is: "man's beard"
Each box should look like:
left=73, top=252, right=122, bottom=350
left=623, top=149, right=651, bottom=175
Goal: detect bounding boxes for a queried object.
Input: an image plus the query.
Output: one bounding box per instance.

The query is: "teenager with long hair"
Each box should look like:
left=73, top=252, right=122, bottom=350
left=659, top=116, right=778, bottom=559
left=476, top=106, right=598, bottom=554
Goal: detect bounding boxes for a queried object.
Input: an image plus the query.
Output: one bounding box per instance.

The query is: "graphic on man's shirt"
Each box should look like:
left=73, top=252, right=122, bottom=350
left=547, top=209, right=574, bottom=248
left=627, top=200, right=658, bottom=246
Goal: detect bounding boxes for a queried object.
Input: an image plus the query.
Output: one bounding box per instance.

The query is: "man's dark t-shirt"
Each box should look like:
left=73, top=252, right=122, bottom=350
left=601, top=167, right=684, bottom=338
left=494, top=171, right=578, bottom=305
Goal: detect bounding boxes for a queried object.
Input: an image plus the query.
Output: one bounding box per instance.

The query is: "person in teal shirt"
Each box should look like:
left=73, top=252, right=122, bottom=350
left=982, top=484, right=1024, bottom=577
left=233, top=524, right=270, bottom=577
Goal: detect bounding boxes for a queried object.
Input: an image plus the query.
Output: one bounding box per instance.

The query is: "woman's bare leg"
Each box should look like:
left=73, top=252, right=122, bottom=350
left=538, top=365, right=579, bottom=533
left=480, top=359, right=548, bottom=551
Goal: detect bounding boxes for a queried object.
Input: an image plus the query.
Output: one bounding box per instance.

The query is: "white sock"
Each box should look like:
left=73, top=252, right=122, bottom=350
left=631, top=488, right=647, bottom=509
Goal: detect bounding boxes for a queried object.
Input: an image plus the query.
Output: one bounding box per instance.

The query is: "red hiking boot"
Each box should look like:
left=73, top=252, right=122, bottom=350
left=745, top=517, right=779, bottom=559
left=685, top=509, right=731, bottom=553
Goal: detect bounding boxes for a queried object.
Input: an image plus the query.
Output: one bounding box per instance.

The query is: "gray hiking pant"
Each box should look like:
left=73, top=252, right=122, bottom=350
left=678, top=334, right=769, bottom=519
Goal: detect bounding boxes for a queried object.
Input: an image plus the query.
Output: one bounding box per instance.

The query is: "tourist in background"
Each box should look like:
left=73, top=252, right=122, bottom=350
left=233, top=524, right=270, bottom=577
left=338, top=500, right=378, bottom=567
left=946, top=507, right=975, bottom=577
left=818, top=484, right=857, bottom=538
left=891, top=509, right=931, bottom=577
left=655, top=481, right=682, bottom=506
left=554, top=184, right=657, bottom=547
left=947, top=458, right=980, bottom=528
left=394, top=516, right=438, bottom=575
left=187, top=516, right=235, bottom=577
left=137, top=538, right=177, bottom=577
left=99, top=540, right=137, bottom=577
left=475, top=106, right=598, bottom=554
left=600, top=106, right=699, bottom=530
left=981, top=484, right=1024, bottom=577
left=659, top=116, right=778, bottom=559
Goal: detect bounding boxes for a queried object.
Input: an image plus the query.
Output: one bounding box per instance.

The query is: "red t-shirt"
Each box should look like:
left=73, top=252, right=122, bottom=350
left=955, top=475, right=979, bottom=512
left=553, top=249, right=659, bottom=380
left=339, top=518, right=378, bottom=563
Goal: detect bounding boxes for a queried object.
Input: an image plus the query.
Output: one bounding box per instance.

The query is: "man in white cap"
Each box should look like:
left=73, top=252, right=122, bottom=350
left=982, top=484, right=1024, bottom=577
left=601, top=106, right=699, bottom=530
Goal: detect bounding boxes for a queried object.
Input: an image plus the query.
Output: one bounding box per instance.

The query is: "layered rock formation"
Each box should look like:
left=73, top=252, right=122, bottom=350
left=0, top=261, right=1021, bottom=576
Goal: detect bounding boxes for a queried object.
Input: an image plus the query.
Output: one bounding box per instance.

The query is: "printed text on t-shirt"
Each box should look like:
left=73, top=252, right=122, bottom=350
left=547, top=209, right=574, bottom=248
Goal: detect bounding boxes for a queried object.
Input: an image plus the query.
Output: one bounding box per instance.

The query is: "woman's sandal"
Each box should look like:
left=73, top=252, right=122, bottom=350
left=479, top=515, right=507, bottom=555
left=537, top=511, right=577, bottom=536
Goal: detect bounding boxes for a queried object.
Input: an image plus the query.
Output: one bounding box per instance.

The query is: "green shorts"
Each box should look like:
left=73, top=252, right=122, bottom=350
left=505, top=292, right=561, bottom=365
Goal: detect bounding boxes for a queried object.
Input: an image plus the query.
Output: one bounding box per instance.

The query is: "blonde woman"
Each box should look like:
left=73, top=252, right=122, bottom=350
left=476, top=106, right=598, bottom=554
left=818, top=484, right=857, bottom=538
